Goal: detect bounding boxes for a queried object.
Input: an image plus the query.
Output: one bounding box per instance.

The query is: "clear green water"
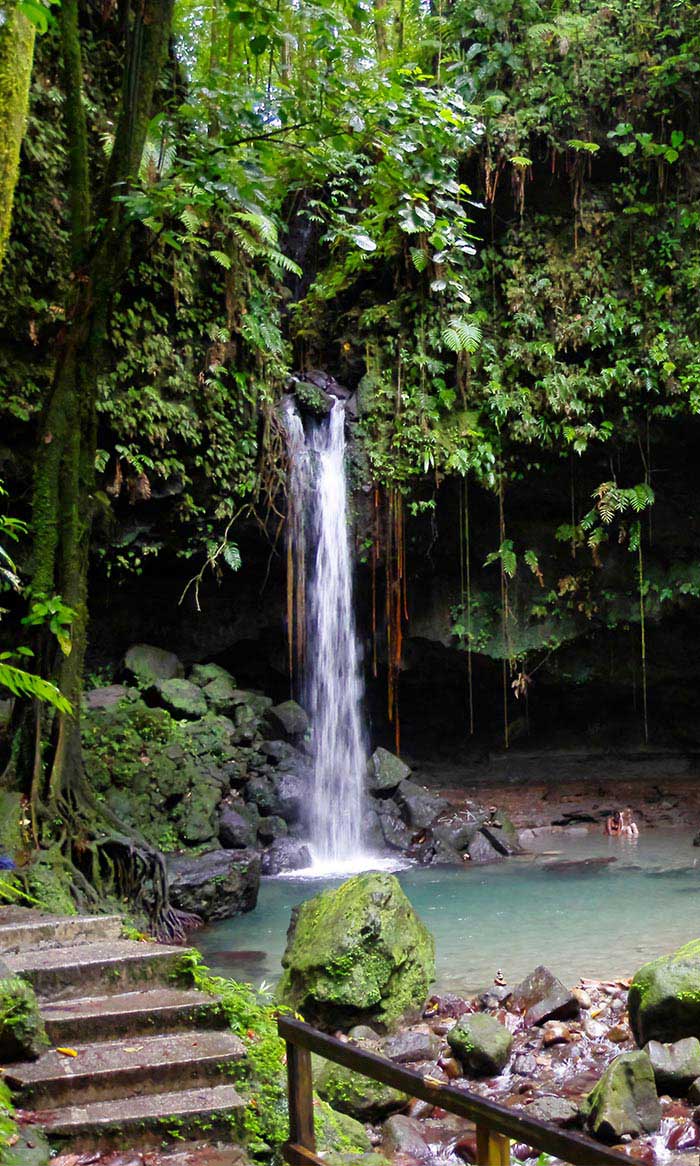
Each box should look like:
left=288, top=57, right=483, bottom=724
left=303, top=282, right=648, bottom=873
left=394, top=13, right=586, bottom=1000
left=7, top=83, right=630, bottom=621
left=197, top=827, right=700, bottom=994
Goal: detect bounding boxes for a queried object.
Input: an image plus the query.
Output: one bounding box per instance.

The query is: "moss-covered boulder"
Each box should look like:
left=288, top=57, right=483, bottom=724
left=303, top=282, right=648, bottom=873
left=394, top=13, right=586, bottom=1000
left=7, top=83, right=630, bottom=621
left=189, top=662, right=236, bottom=688
left=202, top=675, right=240, bottom=713
left=446, top=1013, right=513, bottom=1077
left=315, top=1059, right=409, bottom=1120
left=0, top=976, right=49, bottom=1062
left=82, top=698, right=236, bottom=852
left=151, top=678, right=208, bottom=720
left=124, top=643, right=183, bottom=687
left=277, top=873, right=435, bottom=1030
left=581, top=1051, right=661, bottom=1142
left=629, top=940, right=700, bottom=1045
left=367, top=748, right=410, bottom=794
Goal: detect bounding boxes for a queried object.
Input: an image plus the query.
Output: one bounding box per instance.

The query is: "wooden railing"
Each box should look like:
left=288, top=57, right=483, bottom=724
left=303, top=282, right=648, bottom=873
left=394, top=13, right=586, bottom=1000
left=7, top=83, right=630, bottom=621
left=278, top=1015, right=644, bottom=1166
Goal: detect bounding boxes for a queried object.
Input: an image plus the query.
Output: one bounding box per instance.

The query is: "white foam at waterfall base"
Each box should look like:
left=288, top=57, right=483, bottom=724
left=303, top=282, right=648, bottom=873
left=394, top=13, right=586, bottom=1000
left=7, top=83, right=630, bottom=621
left=280, top=850, right=409, bottom=880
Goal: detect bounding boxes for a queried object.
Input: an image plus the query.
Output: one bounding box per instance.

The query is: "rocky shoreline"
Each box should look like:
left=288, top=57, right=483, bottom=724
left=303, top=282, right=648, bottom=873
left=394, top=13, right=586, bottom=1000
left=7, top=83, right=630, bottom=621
left=70, top=646, right=526, bottom=931
left=273, top=873, right=700, bottom=1166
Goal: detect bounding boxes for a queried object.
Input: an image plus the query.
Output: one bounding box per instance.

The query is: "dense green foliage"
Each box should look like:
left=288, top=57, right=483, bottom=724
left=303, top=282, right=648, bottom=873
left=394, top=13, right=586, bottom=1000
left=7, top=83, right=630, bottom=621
left=0, top=0, right=699, bottom=746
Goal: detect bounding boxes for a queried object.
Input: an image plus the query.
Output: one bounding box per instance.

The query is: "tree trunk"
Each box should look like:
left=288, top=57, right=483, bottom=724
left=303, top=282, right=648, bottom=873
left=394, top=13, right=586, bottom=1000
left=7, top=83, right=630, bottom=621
left=0, top=0, right=36, bottom=272
left=16, top=0, right=186, bottom=936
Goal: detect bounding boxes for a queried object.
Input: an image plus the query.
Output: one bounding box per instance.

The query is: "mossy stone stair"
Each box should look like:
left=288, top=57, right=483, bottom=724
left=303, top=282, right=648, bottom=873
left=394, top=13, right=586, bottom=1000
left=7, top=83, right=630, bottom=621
left=0, top=908, right=246, bottom=1151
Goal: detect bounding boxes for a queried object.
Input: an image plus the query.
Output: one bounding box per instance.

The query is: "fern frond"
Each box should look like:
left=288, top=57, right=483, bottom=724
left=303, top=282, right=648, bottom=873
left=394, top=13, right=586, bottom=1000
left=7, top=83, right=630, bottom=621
left=0, top=663, right=72, bottom=713
left=440, top=316, right=482, bottom=353
left=233, top=211, right=279, bottom=247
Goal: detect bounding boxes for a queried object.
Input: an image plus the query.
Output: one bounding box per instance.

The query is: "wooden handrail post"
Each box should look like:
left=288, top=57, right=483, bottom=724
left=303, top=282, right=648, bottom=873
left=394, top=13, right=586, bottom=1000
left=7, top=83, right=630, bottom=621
left=286, top=1040, right=316, bottom=1153
left=476, top=1124, right=510, bottom=1165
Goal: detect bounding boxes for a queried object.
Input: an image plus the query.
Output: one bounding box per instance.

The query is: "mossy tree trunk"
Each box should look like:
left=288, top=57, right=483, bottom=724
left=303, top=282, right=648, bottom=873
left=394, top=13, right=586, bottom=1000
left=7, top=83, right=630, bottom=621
left=14, top=0, right=186, bottom=933
left=0, top=0, right=36, bottom=272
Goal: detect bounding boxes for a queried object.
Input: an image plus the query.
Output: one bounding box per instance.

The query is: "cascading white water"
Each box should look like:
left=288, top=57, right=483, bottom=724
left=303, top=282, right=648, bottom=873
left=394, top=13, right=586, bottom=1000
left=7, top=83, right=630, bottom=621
left=283, top=397, right=367, bottom=869
left=306, top=401, right=366, bottom=865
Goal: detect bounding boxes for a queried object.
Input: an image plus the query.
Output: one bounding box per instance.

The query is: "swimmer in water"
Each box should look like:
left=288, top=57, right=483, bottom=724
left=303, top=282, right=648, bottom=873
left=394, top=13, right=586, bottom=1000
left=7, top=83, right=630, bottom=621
left=605, top=810, right=622, bottom=836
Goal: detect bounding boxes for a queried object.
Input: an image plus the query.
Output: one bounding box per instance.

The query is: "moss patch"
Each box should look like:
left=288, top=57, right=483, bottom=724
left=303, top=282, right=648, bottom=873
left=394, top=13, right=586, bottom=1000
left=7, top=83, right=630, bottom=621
left=180, top=951, right=372, bottom=1161
left=0, top=975, right=49, bottom=1062
left=277, top=872, right=435, bottom=1031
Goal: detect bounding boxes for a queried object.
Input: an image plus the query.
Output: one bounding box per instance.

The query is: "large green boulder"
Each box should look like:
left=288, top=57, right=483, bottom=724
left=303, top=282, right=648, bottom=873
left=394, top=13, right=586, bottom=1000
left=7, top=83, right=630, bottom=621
left=0, top=976, right=49, bottom=1062
left=124, top=643, right=183, bottom=687
left=277, top=873, right=435, bottom=1030
left=629, top=939, right=700, bottom=1045
left=581, top=1051, right=661, bottom=1143
left=447, top=1013, right=513, bottom=1077
left=315, top=1060, right=409, bottom=1120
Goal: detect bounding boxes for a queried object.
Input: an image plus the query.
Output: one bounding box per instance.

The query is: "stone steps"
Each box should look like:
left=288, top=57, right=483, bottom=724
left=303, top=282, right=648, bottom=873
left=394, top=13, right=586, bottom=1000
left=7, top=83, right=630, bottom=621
left=6, top=939, right=187, bottom=1000
left=1, top=912, right=250, bottom=1153
left=41, top=986, right=226, bottom=1044
left=0, top=912, right=123, bottom=954
left=32, top=1082, right=246, bottom=1151
left=7, top=1029, right=246, bottom=1106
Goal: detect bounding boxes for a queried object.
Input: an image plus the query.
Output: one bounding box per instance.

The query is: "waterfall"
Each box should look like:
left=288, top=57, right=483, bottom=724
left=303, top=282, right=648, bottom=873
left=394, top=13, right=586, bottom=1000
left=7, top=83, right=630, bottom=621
left=284, top=398, right=367, bottom=869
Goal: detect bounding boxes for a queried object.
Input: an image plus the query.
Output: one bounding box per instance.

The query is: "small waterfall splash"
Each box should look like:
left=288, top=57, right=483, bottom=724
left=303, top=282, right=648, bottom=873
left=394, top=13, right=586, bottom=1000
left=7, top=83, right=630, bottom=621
left=283, top=397, right=367, bottom=871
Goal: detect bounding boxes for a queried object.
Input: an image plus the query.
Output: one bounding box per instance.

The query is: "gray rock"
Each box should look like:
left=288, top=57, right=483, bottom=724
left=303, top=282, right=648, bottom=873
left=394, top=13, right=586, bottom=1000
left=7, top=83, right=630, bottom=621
left=523, top=1096, right=579, bottom=1127
left=85, top=684, right=127, bottom=710
left=275, top=771, right=309, bottom=824
left=510, top=965, right=579, bottom=1026
left=395, top=780, right=444, bottom=830
left=382, top=1114, right=430, bottom=1160
left=467, top=830, right=505, bottom=865
left=167, top=848, right=260, bottom=921
left=447, top=1013, right=513, bottom=1076
left=150, top=678, right=207, bottom=720
left=431, top=840, right=464, bottom=865
left=481, top=819, right=523, bottom=857
left=124, top=643, right=183, bottom=687
left=267, top=700, right=309, bottom=739
left=512, top=1051, right=538, bottom=1076
left=581, top=1051, right=661, bottom=1142
left=433, top=813, right=479, bottom=853
left=378, top=804, right=413, bottom=851
left=260, top=739, right=298, bottom=763
left=644, top=1037, right=700, bottom=1095
left=368, top=747, right=410, bottom=794
left=384, top=1029, right=441, bottom=1064
left=262, top=838, right=312, bottom=875
left=218, top=806, right=257, bottom=850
